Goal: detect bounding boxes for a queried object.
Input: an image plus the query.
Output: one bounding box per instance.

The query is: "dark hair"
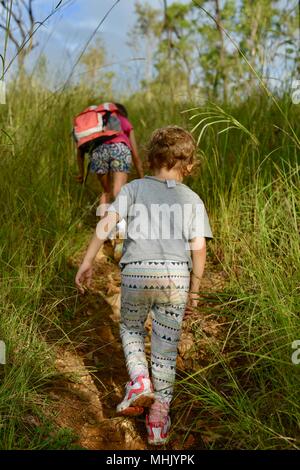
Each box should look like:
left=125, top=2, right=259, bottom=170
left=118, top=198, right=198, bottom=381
left=147, top=126, right=197, bottom=176
left=115, top=103, right=128, bottom=118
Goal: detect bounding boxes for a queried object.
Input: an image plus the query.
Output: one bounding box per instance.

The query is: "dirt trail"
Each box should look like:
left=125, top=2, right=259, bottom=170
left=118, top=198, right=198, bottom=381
left=48, top=241, right=227, bottom=450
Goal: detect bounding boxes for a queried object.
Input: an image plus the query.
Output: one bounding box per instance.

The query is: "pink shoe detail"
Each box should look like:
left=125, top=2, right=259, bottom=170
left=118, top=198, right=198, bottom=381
left=128, top=375, right=145, bottom=400
left=116, top=375, right=154, bottom=415
left=146, top=414, right=171, bottom=445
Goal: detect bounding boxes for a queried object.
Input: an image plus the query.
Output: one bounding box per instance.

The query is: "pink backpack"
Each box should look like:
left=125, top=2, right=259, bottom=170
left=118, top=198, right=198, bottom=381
left=73, top=102, right=122, bottom=150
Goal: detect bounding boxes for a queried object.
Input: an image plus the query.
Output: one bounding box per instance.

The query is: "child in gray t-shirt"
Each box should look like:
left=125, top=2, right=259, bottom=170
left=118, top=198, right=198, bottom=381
left=75, top=125, right=212, bottom=446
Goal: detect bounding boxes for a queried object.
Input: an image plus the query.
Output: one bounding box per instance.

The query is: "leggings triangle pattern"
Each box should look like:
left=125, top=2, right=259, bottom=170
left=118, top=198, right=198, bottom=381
left=120, top=260, right=190, bottom=404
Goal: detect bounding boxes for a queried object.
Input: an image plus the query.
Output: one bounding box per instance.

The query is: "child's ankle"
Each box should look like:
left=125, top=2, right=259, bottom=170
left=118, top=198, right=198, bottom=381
left=149, top=400, right=169, bottom=421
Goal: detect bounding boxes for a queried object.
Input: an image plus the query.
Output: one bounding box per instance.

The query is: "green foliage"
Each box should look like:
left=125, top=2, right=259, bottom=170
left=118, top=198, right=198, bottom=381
left=0, top=79, right=300, bottom=449
left=127, top=86, right=300, bottom=448
left=26, top=424, right=80, bottom=450
left=0, top=15, right=299, bottom=448
left=131, top=0, right=299, bottom=101
left=78, top=38, right=115, bottom=96
left=0, top=80, right=98, bottom=449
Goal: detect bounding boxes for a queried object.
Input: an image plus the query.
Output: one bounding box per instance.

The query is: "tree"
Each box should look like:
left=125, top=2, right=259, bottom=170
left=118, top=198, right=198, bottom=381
left=213, top=0, right=228, bottom=101
left=193, top=0, right=237, bottom=101
left=131, top=0, right=237, bottom=101
left=128, top=1, right=160, bottom=100
left=130, top=0, right=299, bottom=102
left=131, top=1, right=199, bottom=101
left=79, top=38, right=114, bottom=97
left=157, top=1, right=198, bottom=99
left=236, top=0, right=298, bottom=92
left=0, top=0, right=37, bottom=72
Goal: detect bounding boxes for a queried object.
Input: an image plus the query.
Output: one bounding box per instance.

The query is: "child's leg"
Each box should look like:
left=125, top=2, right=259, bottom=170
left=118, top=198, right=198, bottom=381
left=97, top=173, right=111, bottom=213
left=150, top=301, right=187, bottom=408
left=146, top=261, right=189, bottom=444
left=150, top=261, right=190, bottom=409
left=117, top=264, right=155, bottom=415
left=120, top=264, right=152, bottom=380
left=120, top=299, right=150, bottom=380
left=110, top=146, right=130, bottom=243
left=111, top=171, right=128, bottom=199
left=110, top=171, right=128, bottom=245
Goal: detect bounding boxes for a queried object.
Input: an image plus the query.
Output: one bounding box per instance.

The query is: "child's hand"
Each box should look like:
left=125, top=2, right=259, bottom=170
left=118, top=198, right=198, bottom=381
left=75, top=260, right=93, bottom=294
left=184, top=292, right=198, bottom=318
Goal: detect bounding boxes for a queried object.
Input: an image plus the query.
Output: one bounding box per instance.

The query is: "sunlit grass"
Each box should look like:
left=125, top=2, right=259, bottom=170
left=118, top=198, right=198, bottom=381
left=0, top=76, right=299, bottom=448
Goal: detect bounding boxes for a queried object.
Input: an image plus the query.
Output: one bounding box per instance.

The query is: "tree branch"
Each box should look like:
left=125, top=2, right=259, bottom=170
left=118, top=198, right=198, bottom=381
left=0, top=22, right=20, bottom=49
left=0, top=0, right=37, bottom=65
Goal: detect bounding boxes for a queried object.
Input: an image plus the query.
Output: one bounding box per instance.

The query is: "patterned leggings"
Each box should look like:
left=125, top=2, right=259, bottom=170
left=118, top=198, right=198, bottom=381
left=120, top=260, right=190, bottom=405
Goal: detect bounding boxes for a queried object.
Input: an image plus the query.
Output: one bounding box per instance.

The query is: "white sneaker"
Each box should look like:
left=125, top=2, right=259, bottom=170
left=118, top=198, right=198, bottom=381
left=146, top=414, right=171, bottom=445
left=116, top=219, right=126, bottom=238
left=108, top=219, right=126, bottom=240
left=116, top=375, right=154, bottom=416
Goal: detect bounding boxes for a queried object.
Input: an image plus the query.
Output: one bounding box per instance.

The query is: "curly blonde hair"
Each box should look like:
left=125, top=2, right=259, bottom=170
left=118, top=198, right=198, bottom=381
left=147, top=125, right=197, bottom=177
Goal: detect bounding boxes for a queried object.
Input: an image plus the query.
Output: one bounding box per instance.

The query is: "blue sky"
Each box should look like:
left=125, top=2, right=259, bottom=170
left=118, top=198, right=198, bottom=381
left=1, top=0, right=297, bottom=94
left=2, top=0, right=166, bottom=92
left=34, top=0, right=152, bottom=90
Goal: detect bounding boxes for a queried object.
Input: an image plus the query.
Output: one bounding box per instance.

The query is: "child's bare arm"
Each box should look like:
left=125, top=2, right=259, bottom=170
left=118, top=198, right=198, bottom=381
left=186, top=236, right=206, bottom=315
left=75, top=211, right=119, bottom=293
left=129, top=130, right=144, bottom=178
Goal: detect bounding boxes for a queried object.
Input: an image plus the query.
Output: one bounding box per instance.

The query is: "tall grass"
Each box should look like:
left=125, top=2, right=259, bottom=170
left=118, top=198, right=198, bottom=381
left=130, top=92, right=299, bottom=448
left=0, top=77, right=299, bottom=448
left=0, top=79, right=98, bottom=448
left=177, top=94, right=300, bottom=449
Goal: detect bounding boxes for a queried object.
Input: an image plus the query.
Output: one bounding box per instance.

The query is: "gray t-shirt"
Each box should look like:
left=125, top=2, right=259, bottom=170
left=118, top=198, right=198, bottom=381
left=107, top=176, right=213, bottom=270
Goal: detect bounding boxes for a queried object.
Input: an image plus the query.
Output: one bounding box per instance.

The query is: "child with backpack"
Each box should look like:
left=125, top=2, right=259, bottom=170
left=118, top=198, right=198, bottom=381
left=75, top=126, right=213, bottom=446
left=75, top=102, right=144, bottom=217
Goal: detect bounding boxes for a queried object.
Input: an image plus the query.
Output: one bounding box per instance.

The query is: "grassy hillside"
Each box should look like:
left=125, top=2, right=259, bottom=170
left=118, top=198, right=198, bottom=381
left=0, top=79, right=299, bottom=448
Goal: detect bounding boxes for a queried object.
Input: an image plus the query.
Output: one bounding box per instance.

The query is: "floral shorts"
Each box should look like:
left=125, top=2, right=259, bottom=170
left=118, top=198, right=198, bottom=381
left=90, top=142, right=132, bottom=175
